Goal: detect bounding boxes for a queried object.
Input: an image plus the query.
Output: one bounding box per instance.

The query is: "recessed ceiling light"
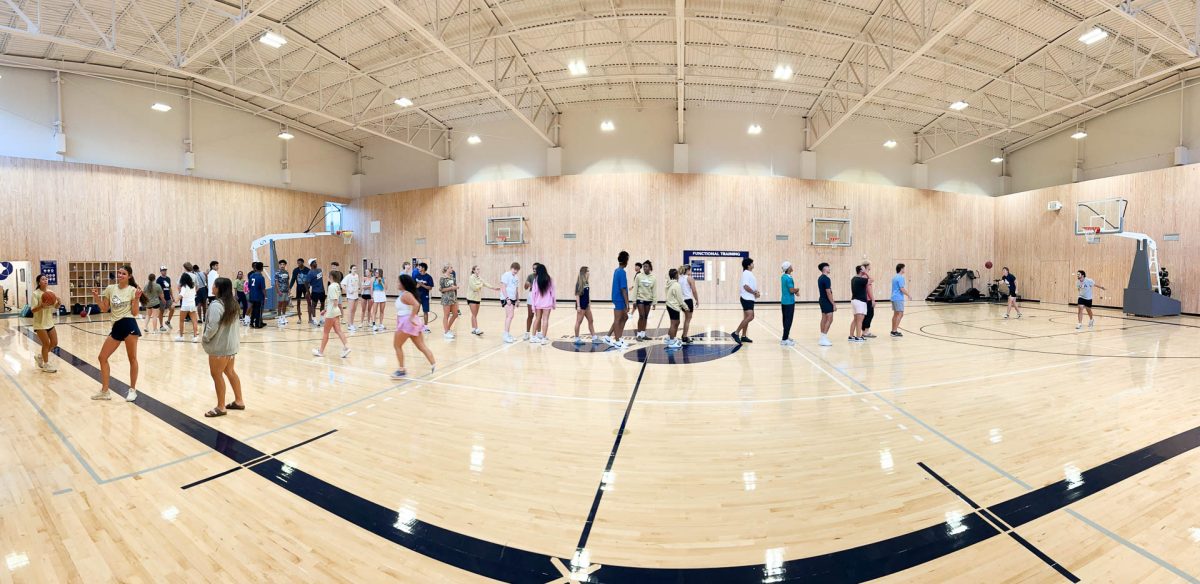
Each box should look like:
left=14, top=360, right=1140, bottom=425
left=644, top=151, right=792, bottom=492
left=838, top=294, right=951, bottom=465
left=747, top=123, right=762, bottom=135
left=991, top=156, right=1004, bottom=163
left=150, top=103, right=172, bottom=112
left=394, top=97, right=413, bottom=107
left=883, top=139, right=897, bottom=149
left=467, top=134, right=482, bottom=145
left=277, top=130, right=294, bottom=140
left=600, top=120, right=615, bottom=132
left=773, top=64, right=793, bottom=80
left=259, top=31, right=287, bottom=48
left=567, top=59, right=588, bottom=76
left=949, top=101, right=969, bottom=111
left=1071, top=130, right=1088, bottom=140
left=1079, top=27, right=1108, bottom=45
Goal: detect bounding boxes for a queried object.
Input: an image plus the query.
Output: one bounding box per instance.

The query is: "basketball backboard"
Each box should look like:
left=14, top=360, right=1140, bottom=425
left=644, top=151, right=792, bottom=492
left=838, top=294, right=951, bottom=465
left=1075, top=198, right=1127, bottom=235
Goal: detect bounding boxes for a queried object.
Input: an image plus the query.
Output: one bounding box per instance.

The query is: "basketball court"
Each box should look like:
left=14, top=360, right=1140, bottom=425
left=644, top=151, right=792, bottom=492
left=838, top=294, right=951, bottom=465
left=4, top=0, right=1200, bottom=582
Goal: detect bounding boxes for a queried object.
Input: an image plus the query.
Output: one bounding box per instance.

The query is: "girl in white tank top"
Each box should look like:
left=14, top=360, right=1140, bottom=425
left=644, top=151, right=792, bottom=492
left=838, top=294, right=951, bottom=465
left=678, top=266, right=698, bottom=344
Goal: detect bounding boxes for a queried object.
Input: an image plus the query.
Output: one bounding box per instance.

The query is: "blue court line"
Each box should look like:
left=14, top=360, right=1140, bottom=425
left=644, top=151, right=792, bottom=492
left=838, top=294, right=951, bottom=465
left=52, top=488, right=73, bottom=496
left=0, top=365, right=105, bottom=484
left=801, top=345, right=1200, bottom=583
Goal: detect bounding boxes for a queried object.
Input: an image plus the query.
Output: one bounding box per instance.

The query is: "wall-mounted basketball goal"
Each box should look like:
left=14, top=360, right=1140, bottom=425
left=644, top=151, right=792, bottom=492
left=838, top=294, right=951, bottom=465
left=486, top=216, right=525, bottom=246
left=811, top=218, right=852, bottom=247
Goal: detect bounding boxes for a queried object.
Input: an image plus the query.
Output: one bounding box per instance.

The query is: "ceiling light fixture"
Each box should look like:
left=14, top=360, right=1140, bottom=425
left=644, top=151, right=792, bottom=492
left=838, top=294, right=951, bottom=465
left=277, top=130, right=294, bottom=140
left=150, top=103, right=172, bottom=112
left=949, top=100, right=969, bottom=111
left=467, top=134, right=482, bottom=145
left=1079, top=27, right=1108, bottom=45
left=747, top=123, right=762, bottom=135
left=567, top=59, right=588, bottom=76
left=600, top=120, right=615, bottom=132
left=1071, top=130, right=1088, bottom=140
left=773, top=64, right=793, bottom=80
left=394, top=97, right=413, bottom=107
left=883, top=139, right=897, bottom=149
left=991, top=156, right=1004, bottom=163
left=259, top=31, right=287, bottom=48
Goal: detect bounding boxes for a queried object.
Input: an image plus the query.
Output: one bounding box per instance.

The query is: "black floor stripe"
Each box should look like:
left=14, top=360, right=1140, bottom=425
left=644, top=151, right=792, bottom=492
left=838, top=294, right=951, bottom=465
left=919, top=462, right=1079, bottom=582
left=23, top=326, right=1200, bottom=583
left=269, top=429, right=338, bottom=457
left=181, top=431, right=337, bottom=490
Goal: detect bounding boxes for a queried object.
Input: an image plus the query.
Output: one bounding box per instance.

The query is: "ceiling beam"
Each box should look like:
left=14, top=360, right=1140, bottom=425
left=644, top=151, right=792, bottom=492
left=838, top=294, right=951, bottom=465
left=0, top=23, right=447, bottom=158
left=375, top=0, right=555, bottom=146
left=180, top=0, right=287, bottom=67
left=924, top=55, right=1200, bottom=161
left=808, top=0, right=994, bottom=150
left=1087, top=0, right=1195, bottom=57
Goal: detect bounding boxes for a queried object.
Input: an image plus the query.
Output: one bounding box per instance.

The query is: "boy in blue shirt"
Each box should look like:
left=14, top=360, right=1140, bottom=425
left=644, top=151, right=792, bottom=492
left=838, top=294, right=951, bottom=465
left=890, top=263, right=911, bottom=337
left=603, top=251, right=631, bottom=349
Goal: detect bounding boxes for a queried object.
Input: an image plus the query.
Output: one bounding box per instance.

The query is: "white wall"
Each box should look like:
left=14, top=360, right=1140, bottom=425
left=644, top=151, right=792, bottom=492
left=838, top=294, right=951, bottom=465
left=0, top=65, right=356, bottom=196
left=561, top=108, right=676, bottom=175
left=1008, top=81, right=1198, bottom=193
left=687, top=110, right=804, bottom=177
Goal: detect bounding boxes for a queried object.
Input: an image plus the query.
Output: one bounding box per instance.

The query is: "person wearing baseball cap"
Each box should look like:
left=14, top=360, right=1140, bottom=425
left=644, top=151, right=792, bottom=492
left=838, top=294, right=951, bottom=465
left=157, top=265, right=174, bottom=330
left=780, top=261, right=798, bottom=346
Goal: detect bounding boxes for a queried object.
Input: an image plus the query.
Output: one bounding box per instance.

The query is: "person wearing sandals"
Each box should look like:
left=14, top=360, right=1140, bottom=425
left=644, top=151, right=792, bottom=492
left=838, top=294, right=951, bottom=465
left=313, top=270, right=351, bottom=358
left=573, top=266, right=599, bottom=345
left=392, top=274, right=436, bottom=379
left=202, top=277, right=244, bottom=418
left=467, top=265, right=498, bottom=336
left=440, top=264, right=460, bottom=339
left=31, top=274, right=59, bottom=373
left=90, top=265, right=142, bottom=402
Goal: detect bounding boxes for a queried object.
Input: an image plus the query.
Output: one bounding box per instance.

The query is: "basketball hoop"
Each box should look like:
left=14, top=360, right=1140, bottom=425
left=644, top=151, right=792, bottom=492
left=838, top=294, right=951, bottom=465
left=498, top=234, right=508, bottom=244
left=1084, top=226, right=1101, bottom=244
left=337, top=230, right=354, bottom=245
left=828, top=236, right=840, bottom=246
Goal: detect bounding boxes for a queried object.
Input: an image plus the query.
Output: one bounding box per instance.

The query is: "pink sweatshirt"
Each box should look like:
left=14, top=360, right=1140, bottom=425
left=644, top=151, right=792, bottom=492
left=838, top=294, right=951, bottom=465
left=529, top=279, right=556, bottom=310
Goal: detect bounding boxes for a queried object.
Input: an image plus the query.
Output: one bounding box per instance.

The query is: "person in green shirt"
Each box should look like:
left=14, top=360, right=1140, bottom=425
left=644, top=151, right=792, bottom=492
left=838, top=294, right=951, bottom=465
left=90, top=265, right=142, bottom=402
left=30, top=274, right=59, bottom=373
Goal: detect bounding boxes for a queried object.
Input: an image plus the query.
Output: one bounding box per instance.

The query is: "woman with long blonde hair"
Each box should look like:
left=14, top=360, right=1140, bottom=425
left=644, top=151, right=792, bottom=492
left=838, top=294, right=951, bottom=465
left=572, top=266, right=598, bottom=345
left=466, top=265, right=498, bottom=336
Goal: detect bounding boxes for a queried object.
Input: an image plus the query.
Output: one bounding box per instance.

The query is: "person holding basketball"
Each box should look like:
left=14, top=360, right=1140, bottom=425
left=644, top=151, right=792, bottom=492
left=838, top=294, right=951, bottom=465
left=1076, top=270, right=1105, bottom=329
left=1001, top=267, right=1022, bottom=319
left=30, top=274, right=59, bottom=372
left=90, top=265, right=142, bottom=402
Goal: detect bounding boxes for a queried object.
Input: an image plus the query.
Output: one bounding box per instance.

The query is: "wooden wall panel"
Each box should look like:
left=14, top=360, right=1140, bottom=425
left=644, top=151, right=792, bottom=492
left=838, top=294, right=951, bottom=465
left=995, top=164, right=1200, bottom=313
left=0, top=156, right=349, bottom=307
left=347, top=174, right=996, bottom=305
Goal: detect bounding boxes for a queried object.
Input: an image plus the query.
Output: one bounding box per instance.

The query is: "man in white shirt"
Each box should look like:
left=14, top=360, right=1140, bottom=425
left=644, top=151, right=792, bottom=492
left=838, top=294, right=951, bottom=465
left=732, top=257, right=760, bottom=344
left=207, top=260, right=220, bottom=304
left=1075, top=270, right=1106, bottom=330
left=500, top=262, right=521, bottom=343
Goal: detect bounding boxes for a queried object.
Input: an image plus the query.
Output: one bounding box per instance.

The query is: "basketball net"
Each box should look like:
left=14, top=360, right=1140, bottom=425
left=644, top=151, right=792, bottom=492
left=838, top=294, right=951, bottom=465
left=1084, top=226, right=1101, bottom=244
left=829, top=236, right=840, bottom=245
left=337, top=230, right=354, bottom=245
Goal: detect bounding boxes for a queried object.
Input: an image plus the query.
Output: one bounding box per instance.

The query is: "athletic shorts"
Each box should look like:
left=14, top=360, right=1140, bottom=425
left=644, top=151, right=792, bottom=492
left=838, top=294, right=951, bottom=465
left=892, top=299, right=905, bottom=313
left=361, top=294, right=371, bottom=300
left=467, top=300, right=480, bottom=306
left=636, top=300, right=652, bottom=307
left=740, top=298, right=755, bottom=311
left=501, top=298, right=516, bottom=307
left=1078, top=298, right=1093, bottom=307
left=310, top=292, right=327, bottom=303
left=666, top=307, right=680, bottom=321
left=441, top=296, right=457, bottom=306
left=851, top=299, right=868, bottom=315
left=197, top=287, right=208, bottom=301
left=110, top=317, right=141, bottom=341
left=820, top=300, right=835, bottom=314
left=277, top=293, right=290, bottom=303
left=684, top=299, right=694, bottom=311
left=372, top=291, right=387, bottom=303
left=613, top=299, right=627, bottom=311
left=397, top=314, right=423, bottom=336
left=419, top=296, right=430, bottom=313
left=162, top=293, right=172, bottom=305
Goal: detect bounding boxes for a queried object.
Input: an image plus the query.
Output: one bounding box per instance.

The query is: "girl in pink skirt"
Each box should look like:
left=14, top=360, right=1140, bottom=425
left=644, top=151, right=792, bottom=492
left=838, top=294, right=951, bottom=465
left=392, top=273, right=436, bottom=378
left=528, top=264, right=556, bottom=345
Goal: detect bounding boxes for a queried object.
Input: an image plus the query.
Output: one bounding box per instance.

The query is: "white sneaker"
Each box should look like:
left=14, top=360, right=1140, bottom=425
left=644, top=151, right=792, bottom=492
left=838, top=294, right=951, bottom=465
left=41, top=363, right=57, bottom=373
left=523, top=332, right=530, bottom=341
left=615, top=341, right=629, bottom=349
left=1003, top=314, right=1009, bottom=319
left=503, top=334, right=515, bottom=343
left=444, top=332, right=454, bottom=340
left=174, top=335, right=183, bottom=342
left=602, top=336, right=613, bottom=346
left=159, top=326, right=169, bottom=332
left=191, top=335, right=199, bottom=343
left=1076, top=324, right=1083, bottom=330
left=1089, top=319, right=1095, bottom=328
left=340, top=347, right=351, bottom=358
left=125, top=390, right=138, bottom=402
left=424, top=327, right=431, bottom=334
left=818, top=336, right=833, bottom=347
left=34, top=355, right=43, bottom=368
left=311, top=348, right=323, bottom=357
left=573, top=336, right=583, bottom=345
left=592, top=337, right=602, bottom=344
left=1016, top=313, right=1022, bottom=319
left=348, top=324, right=357, bottom=332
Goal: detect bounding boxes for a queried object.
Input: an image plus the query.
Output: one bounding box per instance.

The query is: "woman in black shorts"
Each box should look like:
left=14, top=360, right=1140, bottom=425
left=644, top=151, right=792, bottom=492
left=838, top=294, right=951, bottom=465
left=90, top=265, right=143, bottom=402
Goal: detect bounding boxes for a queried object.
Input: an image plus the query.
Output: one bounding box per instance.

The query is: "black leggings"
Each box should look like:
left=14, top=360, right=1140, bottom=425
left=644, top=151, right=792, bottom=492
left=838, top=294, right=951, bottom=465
left=781, top=304, right=795, bottom=340
left=237, top=291, right=248, bottom=317
left=863, top=301, right=875, bottom=330
left=250, top=301, right=263, bottom=327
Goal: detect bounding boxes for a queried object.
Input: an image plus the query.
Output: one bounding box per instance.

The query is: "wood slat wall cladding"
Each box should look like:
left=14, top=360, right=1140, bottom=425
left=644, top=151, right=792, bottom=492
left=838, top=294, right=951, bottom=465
left=0, top=156, right=349, bottom=304
left=347, top=174, right=996, bottom=305
left=995, top=164, right=1200, bottom=314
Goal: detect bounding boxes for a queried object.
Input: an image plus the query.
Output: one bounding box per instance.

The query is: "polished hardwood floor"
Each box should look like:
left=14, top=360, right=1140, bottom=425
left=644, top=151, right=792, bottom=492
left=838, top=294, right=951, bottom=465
left=2, top=300, right=1199, bottom=583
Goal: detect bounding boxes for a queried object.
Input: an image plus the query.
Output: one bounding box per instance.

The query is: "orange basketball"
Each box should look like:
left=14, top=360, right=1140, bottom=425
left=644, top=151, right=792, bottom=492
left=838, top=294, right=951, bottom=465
left=984, top=261, right=993, bottom=269
left=41, top=290, right=58, bottom=306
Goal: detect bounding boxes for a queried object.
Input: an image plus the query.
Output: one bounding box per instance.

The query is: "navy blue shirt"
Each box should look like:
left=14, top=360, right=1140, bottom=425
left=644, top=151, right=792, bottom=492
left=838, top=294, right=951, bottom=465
left=818, top=274, right=832, bottom=303
left=308, top=267, right=325, bottom=294
left=156, top=275, right=172, bottom=300
left=1003, top=273, right=1017, bottom=296
left=416, top=273, right=434, bottom=299
left=248, top=272, right=266, bottom=302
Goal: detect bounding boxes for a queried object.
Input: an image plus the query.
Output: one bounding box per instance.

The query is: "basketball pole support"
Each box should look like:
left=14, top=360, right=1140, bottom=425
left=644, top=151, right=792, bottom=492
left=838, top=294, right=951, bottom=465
left=250, top=231, right=336, bottom=316
left=1113, top=232, right=1181, bottom=317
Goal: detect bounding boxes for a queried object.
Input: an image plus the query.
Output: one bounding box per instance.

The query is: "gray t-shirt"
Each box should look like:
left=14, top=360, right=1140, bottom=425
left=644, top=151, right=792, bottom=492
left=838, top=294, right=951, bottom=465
left=1078, top=278, right=1095, bottom=300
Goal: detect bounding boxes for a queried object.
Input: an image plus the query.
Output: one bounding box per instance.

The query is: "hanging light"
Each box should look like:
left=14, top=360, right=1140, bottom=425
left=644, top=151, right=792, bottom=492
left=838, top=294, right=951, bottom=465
left=1071, top=129, right=1088, bottom=140
left=394, top=97, right=413, bottom=107
left=567, top=59, right=588, bottom=76
left=150, top=103, right=172, bottom=112
left=991, top=156, right=1004, bottom=163
left=600, top=120, right=615, bottom=132
left=467, top=134, right=482, bottom=145
left=278, top=129, right=294, bottom=140
left=883, top=139, right=897, bottom=149
left=949, top=100, right=969, bottom=111
left=773, top=65, right=793, bottom=80
left=747, top=123, right=763, bottom=135
left=1079, top=27, right=1108, bottom=45
left=259, top=31, right=287, bottom=48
